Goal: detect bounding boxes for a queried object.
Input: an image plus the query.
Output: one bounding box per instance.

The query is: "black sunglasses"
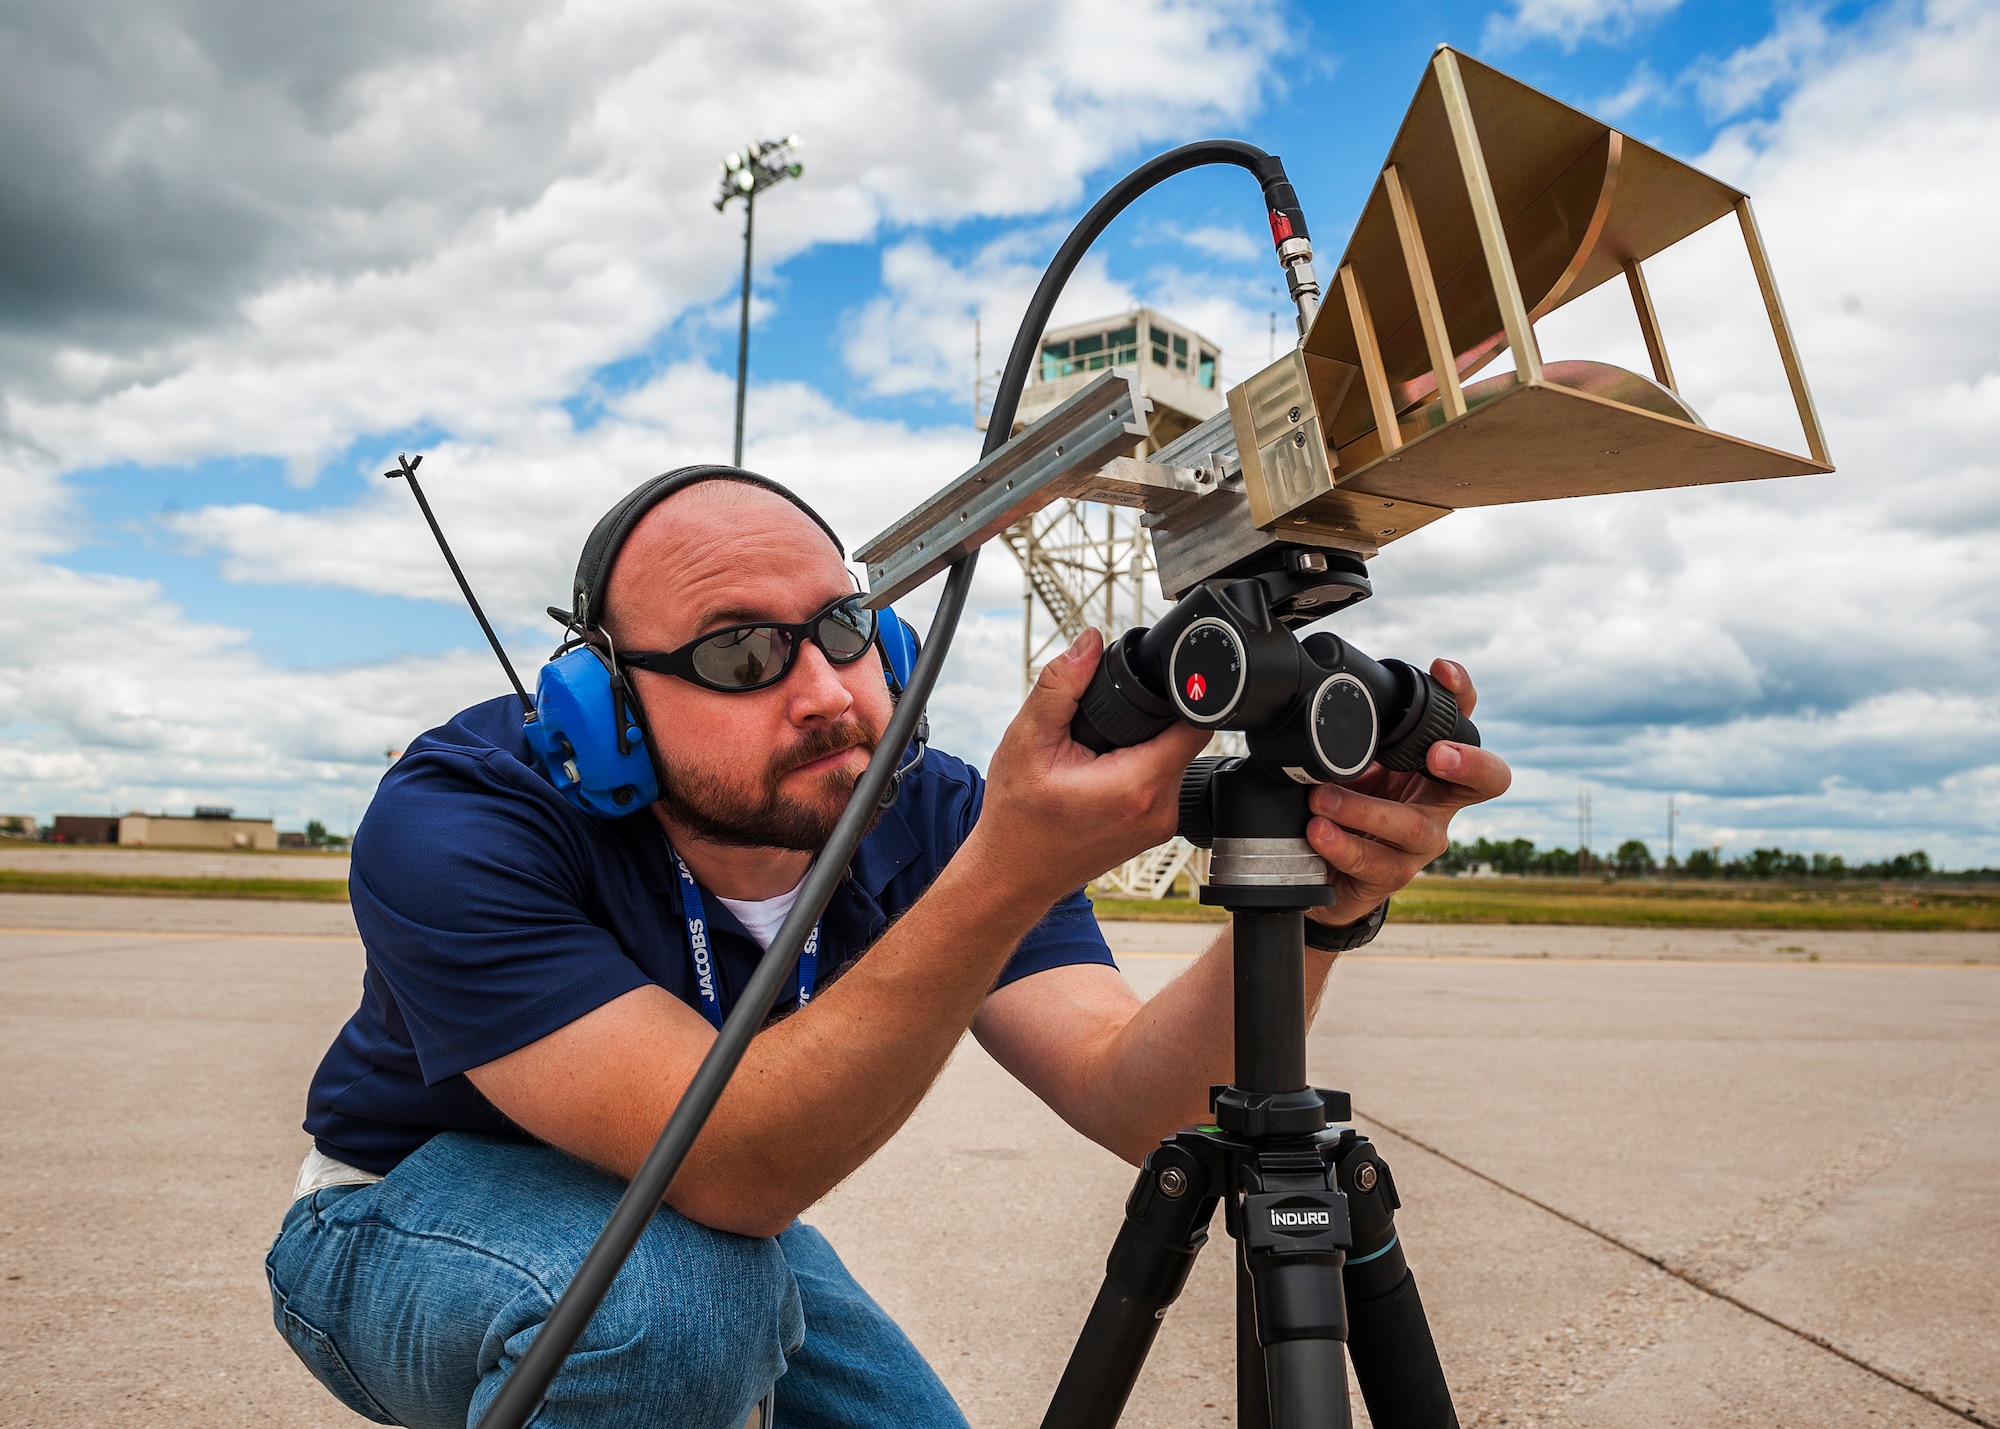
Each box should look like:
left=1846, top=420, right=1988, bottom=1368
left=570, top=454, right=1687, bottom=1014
left=617, top=593, right=879, bottom=693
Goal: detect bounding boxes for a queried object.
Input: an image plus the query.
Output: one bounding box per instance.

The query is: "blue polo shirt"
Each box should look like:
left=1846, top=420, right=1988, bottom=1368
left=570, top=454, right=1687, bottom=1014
left=305, top=695, right=1113, bottom=1174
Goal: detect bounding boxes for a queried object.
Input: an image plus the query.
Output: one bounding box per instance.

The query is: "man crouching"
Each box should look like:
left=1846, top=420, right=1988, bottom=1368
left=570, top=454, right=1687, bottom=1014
left=265, top=466, right=1509, bottom=1428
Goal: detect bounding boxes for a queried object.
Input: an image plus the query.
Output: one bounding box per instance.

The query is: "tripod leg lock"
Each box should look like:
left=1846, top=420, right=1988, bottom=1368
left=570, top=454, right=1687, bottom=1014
left=1242, top=1159, right=1354, bottom=1349
left=1105, top=1140, right=1224, bottom=1305
left=1327, top=1138, right=1462, bottom=1428
left=1038, top=1136, right=1230, bottom=1429
left=1333, top=1136, right=1413, bottom=1302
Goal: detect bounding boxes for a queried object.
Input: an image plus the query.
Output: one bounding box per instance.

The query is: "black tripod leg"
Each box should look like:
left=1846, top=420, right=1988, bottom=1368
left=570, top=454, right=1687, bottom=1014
left=1040, top=1140, right=1221, bottom=1429
left=1335, top=1139, right=1458, bottom=1429
left=1237, top=1239, right=1272, bottom=1429
left=1265, top=1341, right=1352, bottom=1429
left=1246, top=1247, right=1354, bottom=1429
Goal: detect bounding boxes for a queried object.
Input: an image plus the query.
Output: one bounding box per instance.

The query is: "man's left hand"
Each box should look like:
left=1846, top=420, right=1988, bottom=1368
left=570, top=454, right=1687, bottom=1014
left=1305, top=658, right=1511, bottom=930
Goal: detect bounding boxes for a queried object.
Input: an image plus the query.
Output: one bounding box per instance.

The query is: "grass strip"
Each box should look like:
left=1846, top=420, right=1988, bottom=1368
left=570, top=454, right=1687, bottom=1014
left=1094, top=879, right=2000, bottom=931
left=0, top=869, right=349, bottom=902
left=1090, top=895, right=1230, bottom=923
left=1387, top=891, right=1998, bottom=931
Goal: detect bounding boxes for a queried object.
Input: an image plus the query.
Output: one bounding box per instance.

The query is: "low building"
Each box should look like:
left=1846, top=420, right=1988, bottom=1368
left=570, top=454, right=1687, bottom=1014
left=0, top=814, right=37, bottom=838
left=117, top=807, right=278, bottom=851
left=52, top=815, right=122, bottom=844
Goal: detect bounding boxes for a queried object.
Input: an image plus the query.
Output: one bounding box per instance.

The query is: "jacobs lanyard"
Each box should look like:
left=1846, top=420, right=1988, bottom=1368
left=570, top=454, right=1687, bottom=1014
left=671, top=852, right=819, bottom=1030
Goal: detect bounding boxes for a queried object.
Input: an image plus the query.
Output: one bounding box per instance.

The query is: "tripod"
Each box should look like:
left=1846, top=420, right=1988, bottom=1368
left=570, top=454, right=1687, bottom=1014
left=1039, top=763, right=1459, bottom=1429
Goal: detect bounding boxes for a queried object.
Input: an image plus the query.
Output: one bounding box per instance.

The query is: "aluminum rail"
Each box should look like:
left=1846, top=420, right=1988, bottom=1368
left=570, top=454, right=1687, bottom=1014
left=857, top=371, right=1149, bottom=608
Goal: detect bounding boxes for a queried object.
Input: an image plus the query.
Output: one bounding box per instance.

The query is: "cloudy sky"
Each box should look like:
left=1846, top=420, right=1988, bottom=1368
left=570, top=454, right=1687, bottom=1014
left=1, top=0, right=1995, bottom=865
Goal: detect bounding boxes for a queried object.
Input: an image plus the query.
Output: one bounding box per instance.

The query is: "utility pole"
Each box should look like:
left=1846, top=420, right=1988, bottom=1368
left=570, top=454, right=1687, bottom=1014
left=1666, top=794, right=1677, bottom=881
left=715, top=135, right=804, bottom=467
left=1577, top=788, right=1593, bottom=878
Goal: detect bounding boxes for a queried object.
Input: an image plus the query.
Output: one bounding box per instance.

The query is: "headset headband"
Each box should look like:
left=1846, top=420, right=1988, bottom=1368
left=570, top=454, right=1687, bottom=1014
left=571, top=464, right=846, bottom=629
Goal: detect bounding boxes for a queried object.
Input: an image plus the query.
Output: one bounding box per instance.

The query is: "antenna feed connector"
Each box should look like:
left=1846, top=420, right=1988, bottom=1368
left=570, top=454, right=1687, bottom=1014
left=1277, top=236, right=1320, bottom=334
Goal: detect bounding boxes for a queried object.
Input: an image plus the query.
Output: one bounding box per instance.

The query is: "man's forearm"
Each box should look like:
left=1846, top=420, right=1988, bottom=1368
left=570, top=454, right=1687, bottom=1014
left=469, top=827, right=1073, bottom=1238
left=1071, top=926, right=1339, bottom=1163
left=474, top=627, right=1225, bottom=1237
left=669, top=827, right=1074, bottom=1230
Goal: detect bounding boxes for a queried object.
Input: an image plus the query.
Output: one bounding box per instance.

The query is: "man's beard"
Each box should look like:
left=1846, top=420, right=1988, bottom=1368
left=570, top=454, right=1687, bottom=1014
left=655, top=719, right=881, bottom=851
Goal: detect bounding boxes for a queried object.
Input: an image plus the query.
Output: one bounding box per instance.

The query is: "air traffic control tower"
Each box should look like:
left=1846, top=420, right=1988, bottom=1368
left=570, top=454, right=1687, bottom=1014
left=1013, top=308, right=1222, bottom=444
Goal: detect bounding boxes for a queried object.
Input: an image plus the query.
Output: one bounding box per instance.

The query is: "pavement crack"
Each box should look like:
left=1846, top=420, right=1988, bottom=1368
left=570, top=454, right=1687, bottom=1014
left=1354, top=1107, right=1996, bottom=1429
left=0, top=938, right=193, bottom=965
left=1666, top=1059, right=1998, bottom=1291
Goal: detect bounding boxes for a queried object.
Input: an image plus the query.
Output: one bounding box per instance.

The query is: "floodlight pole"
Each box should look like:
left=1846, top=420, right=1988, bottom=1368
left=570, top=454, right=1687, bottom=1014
left=716, top=136, right=804, bottom=468
left=733, top=187, right=755, bottom=467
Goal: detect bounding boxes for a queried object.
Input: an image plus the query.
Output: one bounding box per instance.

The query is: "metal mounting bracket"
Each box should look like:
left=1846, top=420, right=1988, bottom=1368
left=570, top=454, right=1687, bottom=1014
left=858, top=370, right=1160, bottom=608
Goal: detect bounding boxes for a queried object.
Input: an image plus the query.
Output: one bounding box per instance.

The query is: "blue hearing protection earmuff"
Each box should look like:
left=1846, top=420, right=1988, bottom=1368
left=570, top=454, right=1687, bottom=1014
left=874, top=607, right=920, bottom=697
left=523, top=640, right=657, bottom=818
left=522, top=466, right=924, bottom=820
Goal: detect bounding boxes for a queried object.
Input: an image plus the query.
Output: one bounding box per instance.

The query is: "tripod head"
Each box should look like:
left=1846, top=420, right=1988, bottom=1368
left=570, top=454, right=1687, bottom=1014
left=1046, top=552, right=1478, bottom=1429
left=1068, top=539, right=1479, bottom=910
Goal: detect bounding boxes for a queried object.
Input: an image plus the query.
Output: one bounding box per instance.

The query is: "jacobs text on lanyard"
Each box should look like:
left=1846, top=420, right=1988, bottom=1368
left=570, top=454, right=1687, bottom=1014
left=671, top=852, right=820, bottom=1031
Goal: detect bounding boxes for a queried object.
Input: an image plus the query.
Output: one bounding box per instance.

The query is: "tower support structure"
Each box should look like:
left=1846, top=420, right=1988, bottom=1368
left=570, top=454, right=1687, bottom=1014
left=1002, top=503, right=1155, bottom=695
left=980, top=306, right=1227, bottom=897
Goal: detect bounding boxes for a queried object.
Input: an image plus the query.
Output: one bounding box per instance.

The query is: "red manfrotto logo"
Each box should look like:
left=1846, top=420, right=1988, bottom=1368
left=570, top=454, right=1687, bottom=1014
left=1185, top=672, right=1207, bottom=702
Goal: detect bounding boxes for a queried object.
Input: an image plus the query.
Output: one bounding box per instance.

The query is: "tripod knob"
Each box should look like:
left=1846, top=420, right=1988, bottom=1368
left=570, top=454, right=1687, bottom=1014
left=1376, top=666, right=1479, bottom=772
left=1176, top=755, right=1239, bottom=848
left=1072, top=628, right=1178, bottom=753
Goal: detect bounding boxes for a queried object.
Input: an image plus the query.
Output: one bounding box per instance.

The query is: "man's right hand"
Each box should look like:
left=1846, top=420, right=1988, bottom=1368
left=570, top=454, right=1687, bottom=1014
left=970, top=627, right=1210, bottom=903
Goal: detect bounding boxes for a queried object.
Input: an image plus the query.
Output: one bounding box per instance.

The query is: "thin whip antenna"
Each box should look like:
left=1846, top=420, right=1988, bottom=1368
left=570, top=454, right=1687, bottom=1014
left=384, top=453, right=534, bottom=714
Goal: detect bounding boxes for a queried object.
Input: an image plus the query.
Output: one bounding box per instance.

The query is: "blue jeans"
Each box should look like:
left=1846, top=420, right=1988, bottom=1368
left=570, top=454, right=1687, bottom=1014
left=265, top=1133, right=968, bottom=1429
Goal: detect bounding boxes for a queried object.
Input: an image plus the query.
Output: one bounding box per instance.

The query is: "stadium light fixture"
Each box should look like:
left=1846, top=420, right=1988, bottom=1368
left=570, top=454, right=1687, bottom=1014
left=716, top=135, right=805, bottom=466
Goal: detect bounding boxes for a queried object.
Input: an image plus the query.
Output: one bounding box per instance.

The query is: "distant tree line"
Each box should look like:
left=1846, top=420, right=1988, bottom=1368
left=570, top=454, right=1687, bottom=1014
left=1429, top=838, right=1993, bottom=880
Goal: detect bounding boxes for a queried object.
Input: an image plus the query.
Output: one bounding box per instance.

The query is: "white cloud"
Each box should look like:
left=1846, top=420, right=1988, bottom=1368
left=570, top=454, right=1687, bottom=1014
left=1687, top=7, right=1835, bottom=120
left=0, top=0, right=1280, bottom=821
left=1483, top=0, right=1684, bottom=52
left=1595, top=59, right=1668, bottom=120
left=0, top=451, right=494, bottom=826
left=3, top=0, right=1280, bottom=476
left=1161, top=224, right=1267, bottom=265
left=842, top=234, right=1137, bottom=401
left=157, top=366, right=980, bottom=616
left=841, top=226, right=1288, bottom=404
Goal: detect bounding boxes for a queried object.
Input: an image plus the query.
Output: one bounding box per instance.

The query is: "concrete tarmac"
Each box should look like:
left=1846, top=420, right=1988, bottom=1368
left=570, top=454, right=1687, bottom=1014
left=1, top=892, right=1993, bottom=1427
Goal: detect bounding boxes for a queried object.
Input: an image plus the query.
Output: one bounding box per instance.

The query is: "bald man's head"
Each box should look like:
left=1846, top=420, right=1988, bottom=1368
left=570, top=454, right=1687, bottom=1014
left=600, top=478, right=849, bottom=651
left=591, top=474, right=891, bottom=852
